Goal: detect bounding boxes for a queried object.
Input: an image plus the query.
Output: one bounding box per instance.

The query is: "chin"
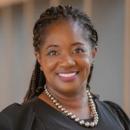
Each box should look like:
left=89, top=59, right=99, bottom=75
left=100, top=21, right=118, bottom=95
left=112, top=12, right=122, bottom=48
left=56, top=83, right=81, bottom=95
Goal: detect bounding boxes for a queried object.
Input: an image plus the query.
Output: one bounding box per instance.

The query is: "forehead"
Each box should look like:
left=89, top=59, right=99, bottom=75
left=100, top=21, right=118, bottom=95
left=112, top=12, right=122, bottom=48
left=40, top=19, right=90, bottom=47
left=44, top=19, right=82, bottom=35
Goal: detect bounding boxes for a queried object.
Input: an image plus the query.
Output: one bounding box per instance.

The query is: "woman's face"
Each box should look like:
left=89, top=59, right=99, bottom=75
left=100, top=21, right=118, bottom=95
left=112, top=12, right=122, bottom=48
left=36, top=20, right=97, bottom=96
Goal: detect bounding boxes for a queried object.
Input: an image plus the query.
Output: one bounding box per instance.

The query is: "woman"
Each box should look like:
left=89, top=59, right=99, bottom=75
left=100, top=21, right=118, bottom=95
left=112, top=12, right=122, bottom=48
left=0, top=5, right=130, bottom=130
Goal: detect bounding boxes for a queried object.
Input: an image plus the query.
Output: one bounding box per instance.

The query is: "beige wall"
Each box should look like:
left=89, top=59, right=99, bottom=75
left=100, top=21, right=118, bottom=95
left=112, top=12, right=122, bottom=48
left=0, top=0, right=26, bottom=7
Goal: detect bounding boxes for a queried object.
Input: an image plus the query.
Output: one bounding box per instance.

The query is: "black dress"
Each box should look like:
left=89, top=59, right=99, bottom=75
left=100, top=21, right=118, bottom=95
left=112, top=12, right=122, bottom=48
left=0, top=97, right=130, bottom=130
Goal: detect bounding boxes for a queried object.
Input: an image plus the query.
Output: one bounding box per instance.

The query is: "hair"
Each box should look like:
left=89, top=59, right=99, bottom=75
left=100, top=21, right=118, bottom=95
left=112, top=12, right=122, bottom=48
left=23, top=5, right=98, bottom=103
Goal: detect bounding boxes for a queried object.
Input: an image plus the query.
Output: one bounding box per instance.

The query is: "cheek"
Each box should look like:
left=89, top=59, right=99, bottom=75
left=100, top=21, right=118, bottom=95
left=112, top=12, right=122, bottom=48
left=85, top=57, right=91, bottom=64
left=40, top=58, right=58, bottom=73
left=80, top=57, right=91, bottom=76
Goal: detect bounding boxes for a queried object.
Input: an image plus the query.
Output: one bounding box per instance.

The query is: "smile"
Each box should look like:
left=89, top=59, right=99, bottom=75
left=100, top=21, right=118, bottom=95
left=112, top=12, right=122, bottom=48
left=58, top=72, right=77, bottom=77
left=57, top=72, right=79, bottom=82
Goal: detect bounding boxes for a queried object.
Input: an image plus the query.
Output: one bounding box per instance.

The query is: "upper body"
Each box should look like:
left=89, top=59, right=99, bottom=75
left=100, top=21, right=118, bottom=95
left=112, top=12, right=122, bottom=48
left=0, top=97, right=130, bottom=130
left=0, top=5, right=130, bottom=130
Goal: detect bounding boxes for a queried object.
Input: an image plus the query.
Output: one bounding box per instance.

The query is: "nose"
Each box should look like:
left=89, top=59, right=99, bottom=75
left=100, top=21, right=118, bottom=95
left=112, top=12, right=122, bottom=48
left=59, top=54, right=76, bottom=67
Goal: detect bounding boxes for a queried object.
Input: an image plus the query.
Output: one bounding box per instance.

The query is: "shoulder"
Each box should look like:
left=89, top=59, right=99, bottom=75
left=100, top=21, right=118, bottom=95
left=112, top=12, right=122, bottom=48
left=0, top=103, right=21, bottom=130
left=103, top=100, right=129, bottom=120
left=0, top=98, right=41, bottom=130
left=98, top=100, right=130, bottom=129
left=1, top=100, right=34, bottom=118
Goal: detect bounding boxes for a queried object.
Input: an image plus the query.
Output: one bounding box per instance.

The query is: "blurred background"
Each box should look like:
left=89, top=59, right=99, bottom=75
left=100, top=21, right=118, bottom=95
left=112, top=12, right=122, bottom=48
left=0, top=0, right=130, bottom=116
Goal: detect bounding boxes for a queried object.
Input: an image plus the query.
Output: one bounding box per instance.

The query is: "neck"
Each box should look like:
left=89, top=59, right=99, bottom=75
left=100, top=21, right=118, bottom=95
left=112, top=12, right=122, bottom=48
left=47, top=85, right=88, bottom=109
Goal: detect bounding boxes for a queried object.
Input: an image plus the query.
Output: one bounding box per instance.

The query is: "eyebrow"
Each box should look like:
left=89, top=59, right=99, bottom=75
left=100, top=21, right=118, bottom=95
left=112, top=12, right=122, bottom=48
left=46, top=42, right=85, bottom=49
left=71, top=42, right=85, bottom=46
left=46, top=44, right=59, bottom=49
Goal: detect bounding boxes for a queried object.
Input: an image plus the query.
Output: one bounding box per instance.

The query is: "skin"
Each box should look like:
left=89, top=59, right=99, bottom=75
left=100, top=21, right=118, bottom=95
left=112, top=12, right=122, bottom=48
left=36, top=19, right=97, bottom=119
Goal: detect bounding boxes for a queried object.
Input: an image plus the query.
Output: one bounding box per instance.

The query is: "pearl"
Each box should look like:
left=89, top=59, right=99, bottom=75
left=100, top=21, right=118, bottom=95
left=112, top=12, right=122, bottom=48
left=71, top=114, right=76, bottom=119
left=61, top=108, right=65, bottom=111
left=64, top=110, right=68, bottom=114
left=79, top=120, right=85, bottom=125
left=44, top=85, right=99, bottom=128
left=52, top=100, right=56, bottom=103
left=58, top=105, right=62, bottom=109
left=90, top=122, right=95, bottom=127
left=51, top=97, right=54, bottom=100
left=55, top=102, right=60, bottom=106
left=66, top=112, right=72, bottom=116
left=75, top=117, right=80, bottom=122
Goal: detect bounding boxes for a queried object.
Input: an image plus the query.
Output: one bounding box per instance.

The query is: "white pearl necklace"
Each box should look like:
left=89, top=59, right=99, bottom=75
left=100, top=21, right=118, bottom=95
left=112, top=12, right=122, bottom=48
left=44, top=86, right=99, bottom=128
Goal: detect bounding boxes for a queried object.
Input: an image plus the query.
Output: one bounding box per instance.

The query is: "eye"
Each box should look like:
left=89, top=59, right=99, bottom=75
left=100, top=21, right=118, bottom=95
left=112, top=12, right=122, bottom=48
left=73, top=47, right=86, bottom=54
left=47, top=50, right=59, bottom=56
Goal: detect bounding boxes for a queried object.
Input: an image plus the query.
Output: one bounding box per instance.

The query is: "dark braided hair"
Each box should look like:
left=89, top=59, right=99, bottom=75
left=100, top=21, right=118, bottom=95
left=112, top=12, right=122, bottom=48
left=23, top=5, right=98, bottom=103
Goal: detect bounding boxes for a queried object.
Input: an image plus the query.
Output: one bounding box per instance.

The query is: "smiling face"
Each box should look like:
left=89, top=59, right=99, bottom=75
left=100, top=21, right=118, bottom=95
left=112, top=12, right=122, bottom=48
left=36, top=20, right=97, bottom=96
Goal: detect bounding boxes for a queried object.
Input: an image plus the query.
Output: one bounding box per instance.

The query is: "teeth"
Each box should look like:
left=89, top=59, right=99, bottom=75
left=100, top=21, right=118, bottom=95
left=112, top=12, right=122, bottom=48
left=58, top=72, right=77, bottom=77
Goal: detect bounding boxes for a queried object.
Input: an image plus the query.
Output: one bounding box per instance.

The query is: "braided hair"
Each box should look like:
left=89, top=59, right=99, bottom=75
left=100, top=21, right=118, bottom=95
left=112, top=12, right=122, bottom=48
left=23, top=5, right=98, bottom=103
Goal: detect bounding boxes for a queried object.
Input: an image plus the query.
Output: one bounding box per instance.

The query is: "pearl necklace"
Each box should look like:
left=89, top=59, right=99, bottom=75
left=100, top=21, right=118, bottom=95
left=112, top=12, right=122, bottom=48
left=44, top=86, right=99, bottom=128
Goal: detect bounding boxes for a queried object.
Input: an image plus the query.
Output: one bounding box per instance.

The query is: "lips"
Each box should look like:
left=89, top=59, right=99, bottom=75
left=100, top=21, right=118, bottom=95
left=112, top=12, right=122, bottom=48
left=59, top=72, right=77, bottom=77
left=57, top=71, right=79, bottom=82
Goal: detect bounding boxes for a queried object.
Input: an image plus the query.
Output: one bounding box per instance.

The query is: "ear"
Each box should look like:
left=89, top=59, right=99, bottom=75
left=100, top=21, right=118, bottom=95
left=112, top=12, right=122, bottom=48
left=90, top=47, right=97, bottom=64
left=91, top=47, right=97, bottom=59
left=35, top=52, right=41, bottom=65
